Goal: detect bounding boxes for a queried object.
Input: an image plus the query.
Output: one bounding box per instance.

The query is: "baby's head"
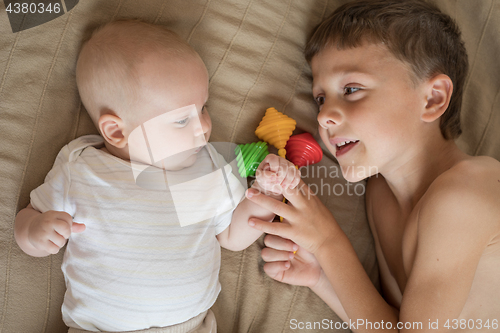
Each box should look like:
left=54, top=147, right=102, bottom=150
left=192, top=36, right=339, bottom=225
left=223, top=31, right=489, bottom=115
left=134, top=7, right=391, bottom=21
left=76, top=20, right=211, bottom=170
left=306, top=0, right=468, bottom=141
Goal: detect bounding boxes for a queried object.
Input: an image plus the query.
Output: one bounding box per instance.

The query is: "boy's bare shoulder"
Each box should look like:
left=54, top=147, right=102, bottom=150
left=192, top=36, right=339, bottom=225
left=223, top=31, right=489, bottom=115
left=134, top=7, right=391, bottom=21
left=421, top=156, right=500, bottom=231
left=428, top=156, right=500, bottom=202
left=366, top=155, right=500, bottom=228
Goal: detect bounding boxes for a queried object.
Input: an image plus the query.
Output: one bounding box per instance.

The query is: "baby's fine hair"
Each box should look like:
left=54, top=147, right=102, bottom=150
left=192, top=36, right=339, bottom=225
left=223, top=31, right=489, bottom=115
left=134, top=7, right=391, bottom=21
left=305, top=0, right=469, bottom=140
left=76, top=19, right=196, bottom=125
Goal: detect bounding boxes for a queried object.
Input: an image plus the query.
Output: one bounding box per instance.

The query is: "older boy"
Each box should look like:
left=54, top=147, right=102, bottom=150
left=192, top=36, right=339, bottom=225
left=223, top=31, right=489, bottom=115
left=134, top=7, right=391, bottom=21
left=14, top=20, right=300, bottom=332
left=247, top=1, right=500, bottom=332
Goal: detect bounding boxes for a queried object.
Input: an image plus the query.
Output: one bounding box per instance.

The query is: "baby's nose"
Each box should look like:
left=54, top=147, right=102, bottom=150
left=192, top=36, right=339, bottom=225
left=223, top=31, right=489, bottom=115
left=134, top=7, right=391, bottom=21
left=195, top=117, right=209, bottom=136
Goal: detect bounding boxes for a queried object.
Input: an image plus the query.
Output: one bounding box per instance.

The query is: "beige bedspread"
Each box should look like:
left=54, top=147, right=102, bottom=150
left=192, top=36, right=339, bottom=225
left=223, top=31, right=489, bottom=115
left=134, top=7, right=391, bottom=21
left=0, top=1, right=498, bottom=332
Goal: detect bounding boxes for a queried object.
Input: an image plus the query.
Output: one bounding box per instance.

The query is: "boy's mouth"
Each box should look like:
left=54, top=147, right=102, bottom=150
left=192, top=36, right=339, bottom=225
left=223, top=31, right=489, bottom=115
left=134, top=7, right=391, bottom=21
left=335, top=140, right=360, bottom=157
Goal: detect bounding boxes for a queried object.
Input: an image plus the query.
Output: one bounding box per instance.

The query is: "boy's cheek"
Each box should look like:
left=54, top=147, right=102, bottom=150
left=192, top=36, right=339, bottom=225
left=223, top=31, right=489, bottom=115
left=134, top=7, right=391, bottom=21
left=319, top=129, right=336, bottom=154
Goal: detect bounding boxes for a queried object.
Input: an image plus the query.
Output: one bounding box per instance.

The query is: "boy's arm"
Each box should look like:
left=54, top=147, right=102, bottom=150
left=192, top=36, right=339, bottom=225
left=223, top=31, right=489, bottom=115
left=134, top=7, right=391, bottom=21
left=247, top=175, right=497, bottom=332
left=247, top=179, right=400, bottom=331
left=310, top=268, right=350, bottom=323
left=216, top=183, right=282, bottom=251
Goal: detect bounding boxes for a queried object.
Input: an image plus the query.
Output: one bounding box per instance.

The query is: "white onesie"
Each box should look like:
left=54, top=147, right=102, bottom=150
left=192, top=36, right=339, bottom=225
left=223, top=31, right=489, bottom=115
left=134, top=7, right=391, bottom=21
left=30, top=135, right=245, bottom=332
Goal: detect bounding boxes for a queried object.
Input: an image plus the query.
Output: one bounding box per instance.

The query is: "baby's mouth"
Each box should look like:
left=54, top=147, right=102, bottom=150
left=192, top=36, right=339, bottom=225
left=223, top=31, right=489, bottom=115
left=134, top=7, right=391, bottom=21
left=194, top=145, right=206, bottom=153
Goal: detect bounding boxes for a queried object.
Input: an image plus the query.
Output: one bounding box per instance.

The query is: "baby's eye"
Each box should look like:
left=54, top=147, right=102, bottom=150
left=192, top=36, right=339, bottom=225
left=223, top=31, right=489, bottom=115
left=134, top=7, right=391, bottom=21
left=201, top=105, right=208, bottom=113
left=344, top=86, right=362, bottom=95
left=315, top=96, right=325, bottom=106
left=175, top=118, right=189, bottom=125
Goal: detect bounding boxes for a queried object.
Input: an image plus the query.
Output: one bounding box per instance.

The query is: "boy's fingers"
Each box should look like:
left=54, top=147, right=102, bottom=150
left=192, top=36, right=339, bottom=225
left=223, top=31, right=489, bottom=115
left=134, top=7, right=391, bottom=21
left=263, top=262, right=290, bottom=282
left=261, top=247, right=295, bottom=262
left=248, top=218, right=292, bottom=239
left=246, top=191, right=292, bottom=219
left=264, top=234, right=298, bottom=252
left=282, top=180, right=312, bottom=208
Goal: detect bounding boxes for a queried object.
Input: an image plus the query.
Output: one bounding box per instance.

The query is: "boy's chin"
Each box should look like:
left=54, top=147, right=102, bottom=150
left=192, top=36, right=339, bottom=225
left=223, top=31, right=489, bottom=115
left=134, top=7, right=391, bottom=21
left=340, top=166, right=372, bottom=183
left=342, top=174, right=367, bottom=183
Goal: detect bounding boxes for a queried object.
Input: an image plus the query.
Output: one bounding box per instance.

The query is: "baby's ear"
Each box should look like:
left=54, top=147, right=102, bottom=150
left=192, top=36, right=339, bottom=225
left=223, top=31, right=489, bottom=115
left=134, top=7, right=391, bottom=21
left=421, top=74, right=453, bottom=123
left=98, top=113, right=127, bottom=148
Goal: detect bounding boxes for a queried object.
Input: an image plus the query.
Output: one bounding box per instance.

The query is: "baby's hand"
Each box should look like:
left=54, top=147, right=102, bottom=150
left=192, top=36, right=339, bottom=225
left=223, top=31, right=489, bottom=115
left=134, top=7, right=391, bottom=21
left=28, top=211, right=85, bottom=255
left=254, top=154, right=301, bottom=196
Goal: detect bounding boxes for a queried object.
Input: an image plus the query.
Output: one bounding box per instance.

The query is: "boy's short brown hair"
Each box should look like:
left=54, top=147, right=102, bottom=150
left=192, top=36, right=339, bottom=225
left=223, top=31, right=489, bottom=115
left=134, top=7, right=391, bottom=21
left=305, top=0, right=468, bottom=140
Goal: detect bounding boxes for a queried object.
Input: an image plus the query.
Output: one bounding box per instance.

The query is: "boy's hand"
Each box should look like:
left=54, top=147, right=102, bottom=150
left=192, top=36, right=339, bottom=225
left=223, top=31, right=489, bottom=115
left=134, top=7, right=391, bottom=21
left=28, top=211, right=85, bottom=255
left=261, top=234, right=322, bottom=288
left=254, top=154, right=300, bottom=196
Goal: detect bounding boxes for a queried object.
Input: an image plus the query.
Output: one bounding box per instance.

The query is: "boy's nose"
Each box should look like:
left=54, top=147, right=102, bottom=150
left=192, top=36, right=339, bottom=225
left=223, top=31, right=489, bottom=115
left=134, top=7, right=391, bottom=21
left=317, top=105, right=343, bottom=128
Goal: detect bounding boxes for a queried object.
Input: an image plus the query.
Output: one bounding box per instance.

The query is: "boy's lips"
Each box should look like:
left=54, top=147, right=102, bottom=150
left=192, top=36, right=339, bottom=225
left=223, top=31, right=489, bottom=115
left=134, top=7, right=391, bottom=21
left=329, top=137, right=360, bottom=158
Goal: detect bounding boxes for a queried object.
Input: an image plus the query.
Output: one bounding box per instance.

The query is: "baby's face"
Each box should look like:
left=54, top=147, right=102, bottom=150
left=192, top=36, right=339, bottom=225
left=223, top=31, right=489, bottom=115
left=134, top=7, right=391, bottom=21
left=311, top=42, right=425, bottom=181
left=127, top=52, right=211, bottom=171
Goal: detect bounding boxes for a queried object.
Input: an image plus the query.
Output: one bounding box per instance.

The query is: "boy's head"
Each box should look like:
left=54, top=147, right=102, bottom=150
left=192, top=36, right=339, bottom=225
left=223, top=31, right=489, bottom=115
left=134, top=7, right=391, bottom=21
left=76, top=20, right=211, bottom=170
left=305, top=0, right=468, bottom=141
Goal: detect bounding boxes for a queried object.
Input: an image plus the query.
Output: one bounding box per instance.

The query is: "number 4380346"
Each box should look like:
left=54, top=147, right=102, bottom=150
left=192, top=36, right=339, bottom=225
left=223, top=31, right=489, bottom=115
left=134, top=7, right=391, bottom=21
left=6, top=2, right=61, bottom=14
left=444, top=319, right=498, bottom=330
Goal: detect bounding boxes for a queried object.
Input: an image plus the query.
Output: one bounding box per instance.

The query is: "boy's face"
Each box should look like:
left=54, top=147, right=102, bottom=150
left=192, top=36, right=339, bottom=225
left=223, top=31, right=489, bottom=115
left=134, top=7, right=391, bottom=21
left=311, top=42, right=425, bottom=182
left=128, top=52, right=211, bottom=171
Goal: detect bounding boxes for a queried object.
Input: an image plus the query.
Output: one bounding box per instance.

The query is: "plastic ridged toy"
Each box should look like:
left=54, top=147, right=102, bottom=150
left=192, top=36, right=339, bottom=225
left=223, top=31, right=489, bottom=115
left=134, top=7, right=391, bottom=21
left=236, top=108, right=323, bottom=178
left=255, top=107, right=296, bottom=159
left=235, top=142, right=269, bottom=178
left=248, top=108, right=323, bottom=226
left=285, top=133, right=323, bottom=167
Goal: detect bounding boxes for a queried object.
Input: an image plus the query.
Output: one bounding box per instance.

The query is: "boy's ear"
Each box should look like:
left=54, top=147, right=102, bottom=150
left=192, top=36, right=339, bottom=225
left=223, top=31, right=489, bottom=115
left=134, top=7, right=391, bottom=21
left=421, top=74, right=453, bottom=123
left=98, top=113, right=127, bottom=148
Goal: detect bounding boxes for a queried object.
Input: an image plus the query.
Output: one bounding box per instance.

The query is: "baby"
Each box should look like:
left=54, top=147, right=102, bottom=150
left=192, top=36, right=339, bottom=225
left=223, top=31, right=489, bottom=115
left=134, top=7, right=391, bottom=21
left=14, top=20, right=300, bottom=332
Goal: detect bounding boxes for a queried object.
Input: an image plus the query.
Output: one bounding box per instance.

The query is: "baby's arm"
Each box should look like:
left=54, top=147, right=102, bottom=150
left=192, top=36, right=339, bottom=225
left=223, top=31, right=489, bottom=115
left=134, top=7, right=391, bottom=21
left=14, top=204, right=85, bottom=257
left=217, top=154, right=300, bottom=251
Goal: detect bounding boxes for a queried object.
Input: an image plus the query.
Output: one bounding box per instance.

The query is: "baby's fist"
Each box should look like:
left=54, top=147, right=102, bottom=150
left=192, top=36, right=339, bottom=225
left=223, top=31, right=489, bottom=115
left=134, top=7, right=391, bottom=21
left=255, top=154, right=301, bottom=195
left=28, top=211, right=85, bottom=255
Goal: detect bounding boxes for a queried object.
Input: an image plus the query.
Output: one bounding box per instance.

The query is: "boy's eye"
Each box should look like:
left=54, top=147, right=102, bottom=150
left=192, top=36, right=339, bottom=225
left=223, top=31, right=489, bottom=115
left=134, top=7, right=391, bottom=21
left=315, top=96, right=325, bottom=106
left=344, top=87, right=362, bottom=95
left=175, top=118, right=189, bottom=125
